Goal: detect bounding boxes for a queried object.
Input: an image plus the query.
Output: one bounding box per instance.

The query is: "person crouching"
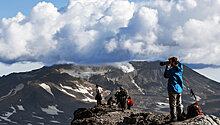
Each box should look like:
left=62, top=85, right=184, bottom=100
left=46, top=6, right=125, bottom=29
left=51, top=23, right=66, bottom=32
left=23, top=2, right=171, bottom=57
left=127, top=96, right=133, bottom=110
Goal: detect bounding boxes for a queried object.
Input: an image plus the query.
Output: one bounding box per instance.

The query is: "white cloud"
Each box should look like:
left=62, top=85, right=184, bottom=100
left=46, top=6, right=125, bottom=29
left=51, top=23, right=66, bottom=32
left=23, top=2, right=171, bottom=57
left=105, top=39, right=117, bottom=53
left=0, top=0, right=220, bottom=65
left=114, top=62, right=135, bottom=73
left=176, top=0, right=197, bottom=12
left=172, top=16, right=220, bottom=64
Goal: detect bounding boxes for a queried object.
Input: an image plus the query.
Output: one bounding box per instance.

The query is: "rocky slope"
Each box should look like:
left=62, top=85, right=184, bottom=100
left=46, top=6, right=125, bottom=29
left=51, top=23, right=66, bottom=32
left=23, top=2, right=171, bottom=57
left=0, top=66, right=97, bottom=124
left=0, top=61, right=220, bottom=124
left=71, top=105, right=220, bottom=125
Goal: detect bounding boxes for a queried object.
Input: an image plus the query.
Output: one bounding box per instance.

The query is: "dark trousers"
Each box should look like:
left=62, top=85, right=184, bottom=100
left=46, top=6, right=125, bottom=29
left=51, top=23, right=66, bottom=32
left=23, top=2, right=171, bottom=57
left=120, top=98, right=126, bottom=110
left=97, top=99, right=102, bottom=105
left=127, top=105, right=131, bottom=110
left=95, top=93, right=102, bottom=105
left=168, top=92, right=183, bottom=119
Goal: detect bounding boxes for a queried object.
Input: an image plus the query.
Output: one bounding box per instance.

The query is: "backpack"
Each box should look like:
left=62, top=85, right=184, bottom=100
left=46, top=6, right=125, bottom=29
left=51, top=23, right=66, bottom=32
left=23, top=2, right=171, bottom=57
left=187, top=102, right=203, bottom=118
left=127, top=99, right=133, bottom=106
left=96, top=87, right=103, bottom=94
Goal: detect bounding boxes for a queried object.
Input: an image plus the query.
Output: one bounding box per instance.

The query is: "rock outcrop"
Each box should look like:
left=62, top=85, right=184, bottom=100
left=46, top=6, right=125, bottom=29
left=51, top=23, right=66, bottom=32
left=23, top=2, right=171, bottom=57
left=71, top=105, right=220, bottom=125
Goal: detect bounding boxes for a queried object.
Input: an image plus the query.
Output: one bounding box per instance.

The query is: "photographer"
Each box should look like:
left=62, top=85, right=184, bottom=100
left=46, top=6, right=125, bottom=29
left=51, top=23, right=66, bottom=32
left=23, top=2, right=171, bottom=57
left=163, top=57, right=184, bottom=122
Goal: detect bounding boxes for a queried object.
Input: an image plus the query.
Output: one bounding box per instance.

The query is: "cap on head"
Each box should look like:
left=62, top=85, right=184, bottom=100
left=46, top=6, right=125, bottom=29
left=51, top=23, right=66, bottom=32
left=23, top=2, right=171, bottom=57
left=168, top=57, right=178, bottom=64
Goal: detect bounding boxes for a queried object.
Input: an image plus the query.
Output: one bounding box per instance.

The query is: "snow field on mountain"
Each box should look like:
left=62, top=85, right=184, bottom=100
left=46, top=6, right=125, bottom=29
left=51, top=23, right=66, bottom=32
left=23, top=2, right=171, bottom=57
left=39, top=83, right=54, bottom=97
left=32, top=114, right=44, bottom=120
left=58, top=87, right=76, bottom=98
left=0, top=84, right=24, bottom=101
left=0, top=105, right=17, bottom=124
left=17, top=105, right=25, bottom=111
left=41, top=105, right=64, bottom=115
left=131, top=78, right=145, bottom=95
left=59, top=83, right=96, bottom=102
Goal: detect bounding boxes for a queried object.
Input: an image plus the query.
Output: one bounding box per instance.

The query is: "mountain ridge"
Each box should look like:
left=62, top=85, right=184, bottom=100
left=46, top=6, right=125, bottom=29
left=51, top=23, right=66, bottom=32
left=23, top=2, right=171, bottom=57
left=0, top=61, right=220, bottom=124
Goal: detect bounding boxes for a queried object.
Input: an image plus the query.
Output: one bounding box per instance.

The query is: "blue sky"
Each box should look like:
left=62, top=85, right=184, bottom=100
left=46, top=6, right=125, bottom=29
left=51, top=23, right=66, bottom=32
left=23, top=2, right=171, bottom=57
left=0, top=0, right=144, bottom=20
left=0, top=0, right=69, bottom=20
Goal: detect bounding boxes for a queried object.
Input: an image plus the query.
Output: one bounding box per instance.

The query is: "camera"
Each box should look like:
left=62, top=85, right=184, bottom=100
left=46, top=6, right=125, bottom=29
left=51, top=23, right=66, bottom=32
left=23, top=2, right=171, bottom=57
left=160, top=61, right=170, bottom=66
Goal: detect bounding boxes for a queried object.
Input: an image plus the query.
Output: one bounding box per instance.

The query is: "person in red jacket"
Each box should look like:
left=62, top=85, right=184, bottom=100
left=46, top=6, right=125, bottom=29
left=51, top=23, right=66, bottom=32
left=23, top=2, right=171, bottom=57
left=127, top=96, right=133, bottom=110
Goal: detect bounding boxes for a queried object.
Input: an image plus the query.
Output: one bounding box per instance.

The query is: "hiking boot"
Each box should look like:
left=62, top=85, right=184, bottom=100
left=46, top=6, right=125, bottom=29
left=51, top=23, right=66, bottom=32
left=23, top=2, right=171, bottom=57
left=177, top=116, right=185, bottom=121
left=177, top=112, right=186, bottom=121
left=170, top=117, right=177, bottom=122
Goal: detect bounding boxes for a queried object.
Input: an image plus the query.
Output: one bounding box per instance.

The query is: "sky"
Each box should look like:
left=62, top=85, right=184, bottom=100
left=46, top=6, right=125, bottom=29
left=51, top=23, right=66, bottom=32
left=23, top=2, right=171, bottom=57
left=0, top=0, right=69, bottom=20
left=0, top=0, right=220, bottom=82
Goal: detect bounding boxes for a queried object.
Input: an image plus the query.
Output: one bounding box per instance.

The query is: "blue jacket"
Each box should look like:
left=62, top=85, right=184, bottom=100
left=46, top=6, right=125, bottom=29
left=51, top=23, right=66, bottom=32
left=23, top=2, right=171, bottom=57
left=164, top=61, right=183, bottom=93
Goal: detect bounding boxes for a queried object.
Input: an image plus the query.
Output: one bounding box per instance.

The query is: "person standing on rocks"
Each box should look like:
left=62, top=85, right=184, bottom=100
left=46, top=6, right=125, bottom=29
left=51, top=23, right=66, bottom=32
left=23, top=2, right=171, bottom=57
left=163, top=57, right=184, bottom=122
left=115, top=90, right=120, bottom=106
left=95, top=85, right=103, bottom=105
left=118, top=86, right=128, bottom=111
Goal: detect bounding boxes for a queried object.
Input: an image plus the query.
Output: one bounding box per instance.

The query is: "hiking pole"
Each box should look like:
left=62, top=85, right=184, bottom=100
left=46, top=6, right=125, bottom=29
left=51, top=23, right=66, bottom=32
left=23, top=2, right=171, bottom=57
left=190, top=89, right=203, bottom=116
left=190, top=89, right=197, bottom=102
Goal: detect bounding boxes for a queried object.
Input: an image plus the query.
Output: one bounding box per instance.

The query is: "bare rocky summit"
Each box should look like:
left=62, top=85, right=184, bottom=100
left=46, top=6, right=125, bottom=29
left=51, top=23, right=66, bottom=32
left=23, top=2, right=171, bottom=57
left=72, top=105, right=220, bottom=125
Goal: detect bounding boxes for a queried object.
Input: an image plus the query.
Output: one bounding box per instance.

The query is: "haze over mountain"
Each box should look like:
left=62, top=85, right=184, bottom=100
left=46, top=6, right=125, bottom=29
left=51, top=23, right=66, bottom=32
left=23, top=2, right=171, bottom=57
left=0, top=61, right=220, bottom=124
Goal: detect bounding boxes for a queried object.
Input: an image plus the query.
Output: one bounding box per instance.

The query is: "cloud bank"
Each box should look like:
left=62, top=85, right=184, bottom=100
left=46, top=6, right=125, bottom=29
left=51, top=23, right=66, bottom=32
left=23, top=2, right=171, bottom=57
left=1, top=0, right=220, bottom=65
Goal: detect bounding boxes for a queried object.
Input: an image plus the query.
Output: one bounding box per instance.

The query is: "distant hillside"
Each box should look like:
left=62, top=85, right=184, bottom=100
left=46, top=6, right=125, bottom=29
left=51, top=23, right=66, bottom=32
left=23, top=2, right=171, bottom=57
left=0, top=61, right=220, bottom=124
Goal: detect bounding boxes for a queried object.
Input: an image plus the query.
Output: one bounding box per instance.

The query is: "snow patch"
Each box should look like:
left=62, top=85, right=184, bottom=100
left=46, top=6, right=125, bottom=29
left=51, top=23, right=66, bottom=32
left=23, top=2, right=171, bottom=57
left=73, top=84, right=93, bottom=97
left=58, top=88, right=76, bottom=98
left=39, top=83, right=54, bottom=97
left=114, top=62, right=135, bottom=73
left=0, top=105, right=17, bottom=124
left=14, top=84, right=24, bottom=93
left=156, top=102, right=169, bottom=109
left=207, top=89, right=215, bottom=93
left=32, top=114, right=44, bottom=120
left=82, top=97, right=96, bottom=102
left=131, top=78, right=145, bottom=95
left=50, top=120, right=61, bottom=123
left=17, top=105, right=25, bottom=111
left=60, top=83, right=95, bottom=102
left=41, top=105, right=64, bottom=115
left=0, top=84, right=24, bottom=101
left=60, top=84, right=74, bottom=90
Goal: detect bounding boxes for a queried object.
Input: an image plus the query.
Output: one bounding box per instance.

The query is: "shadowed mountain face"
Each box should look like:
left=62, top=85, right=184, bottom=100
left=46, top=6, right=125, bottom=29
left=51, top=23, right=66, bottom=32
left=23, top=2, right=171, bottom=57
left=0, top=61, right=220, bottom=124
